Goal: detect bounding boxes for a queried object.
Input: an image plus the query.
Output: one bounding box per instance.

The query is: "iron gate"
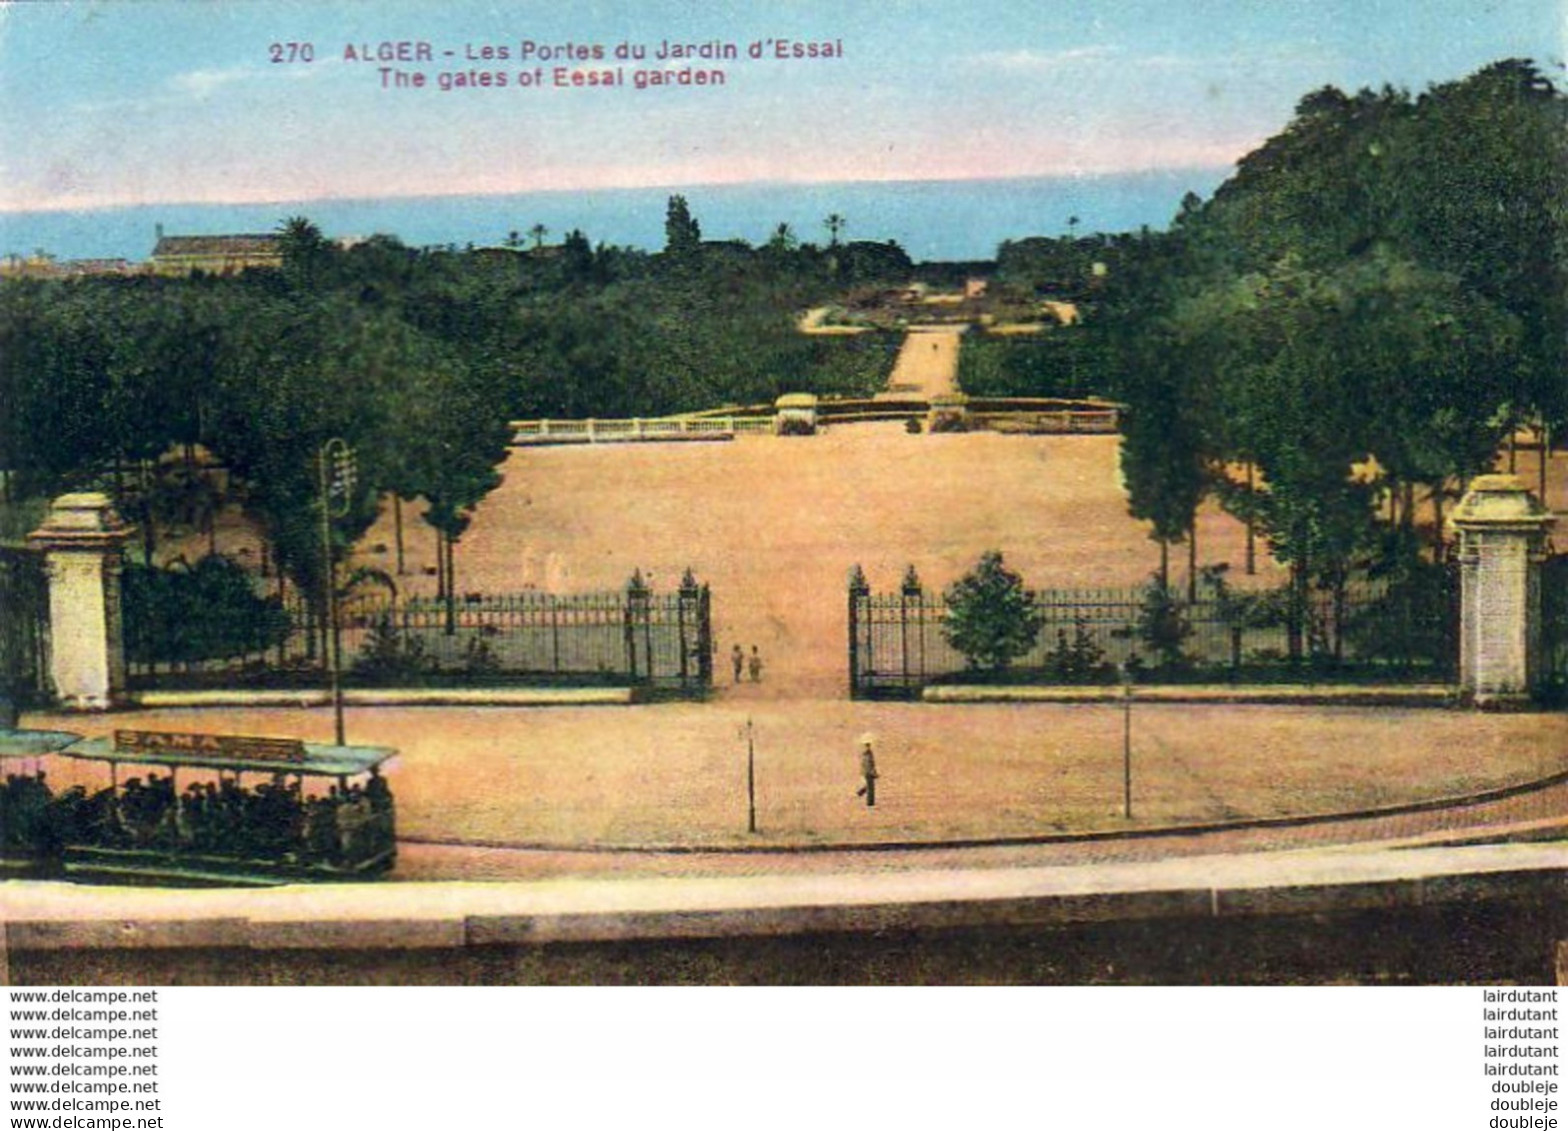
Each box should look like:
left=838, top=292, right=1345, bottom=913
left=0, top=545, right=49, bottom=707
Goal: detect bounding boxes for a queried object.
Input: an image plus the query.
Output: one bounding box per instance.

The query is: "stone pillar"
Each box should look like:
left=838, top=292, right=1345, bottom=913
left=774, top=393, right=818, bottom=435
left=27, top=493, right=133, bottom=711
left=927, top=392, right=970, bottom=433
left=1448, top=475, right=1554, bottom=707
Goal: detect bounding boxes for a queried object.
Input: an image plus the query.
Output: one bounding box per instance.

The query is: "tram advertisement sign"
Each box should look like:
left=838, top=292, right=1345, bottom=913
left=113, top=729, right=307, bottom=763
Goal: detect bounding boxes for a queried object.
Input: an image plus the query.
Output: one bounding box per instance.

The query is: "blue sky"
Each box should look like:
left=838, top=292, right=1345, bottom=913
left=0, top=0, right=1561, bottom=213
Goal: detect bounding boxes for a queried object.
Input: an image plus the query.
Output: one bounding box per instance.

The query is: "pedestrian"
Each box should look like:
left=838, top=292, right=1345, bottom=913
left=748, top=645, right=763, bottom=683
left=731, top=644, right=744, bottom=683
left=855, top=733, right=878, bottom=807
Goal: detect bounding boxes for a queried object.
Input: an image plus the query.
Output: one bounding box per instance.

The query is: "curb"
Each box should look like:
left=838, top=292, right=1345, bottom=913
left=128, top=688, right=635, bottom=709
left=922, top=684, right=1460, bottom=707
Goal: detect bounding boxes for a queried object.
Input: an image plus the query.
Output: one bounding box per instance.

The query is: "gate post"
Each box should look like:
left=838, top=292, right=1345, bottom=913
left=901, top=565, right=922, bottom=695
left=1448, top=475, right=1554, bottom=706
left=697, top=582, right=713, bottom=688
left=677, top=569, right=698, bottom=689
left=27, top=493, right=133, bottom=711
left=848, top=564, right=868, bottom=699
left=624, top=569, right=650, bottom=684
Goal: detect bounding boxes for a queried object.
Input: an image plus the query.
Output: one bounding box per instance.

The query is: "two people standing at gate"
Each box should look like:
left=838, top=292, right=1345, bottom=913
left=731, top=643, right=764, bottom=684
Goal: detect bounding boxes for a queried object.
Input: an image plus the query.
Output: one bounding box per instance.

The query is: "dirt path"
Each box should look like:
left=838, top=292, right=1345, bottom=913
left=341, top=430, right=1283, bottom=701
left=880, top=327, right=962, bottom=399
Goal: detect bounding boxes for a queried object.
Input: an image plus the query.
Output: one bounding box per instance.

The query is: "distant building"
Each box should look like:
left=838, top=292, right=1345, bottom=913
left=149, top=232, right=283, bottom=276
left=1, top=252, right=61, bottom=278
left=58, top=258, right=137, bottom=277
left=0, top=253, right=135, bottom=279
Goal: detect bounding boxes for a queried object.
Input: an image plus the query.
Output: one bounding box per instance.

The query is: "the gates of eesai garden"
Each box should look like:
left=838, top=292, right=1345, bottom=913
left=847, top=563, right=1459, bottom=699
left=126, top=566, right=714, bottom=694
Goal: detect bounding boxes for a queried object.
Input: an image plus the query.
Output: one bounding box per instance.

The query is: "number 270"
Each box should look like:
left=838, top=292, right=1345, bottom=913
left=269, top=42, right=315, bottom=63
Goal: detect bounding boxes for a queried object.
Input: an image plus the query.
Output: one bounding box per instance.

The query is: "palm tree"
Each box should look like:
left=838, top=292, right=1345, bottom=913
left=824, top=213, right=846, bottom=247
left=529, top=223, right=548, bottom=250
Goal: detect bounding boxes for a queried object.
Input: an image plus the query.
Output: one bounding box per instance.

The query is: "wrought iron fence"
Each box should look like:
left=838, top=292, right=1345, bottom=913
left=0, top=545, right=49, bottom=706
left=848, top=564, right=1457, bottom=698
left=127, top=568, right=713, bottom=693
left=1539, top=554, right=1568, bottom=702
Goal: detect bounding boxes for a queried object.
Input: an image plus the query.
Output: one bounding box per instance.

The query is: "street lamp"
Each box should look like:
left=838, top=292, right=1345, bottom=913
left=1119, top=660, right=1134, bottom=819
left=318, top=438, right=356, bottom=746
left=744, top=717, right=757, bottom=834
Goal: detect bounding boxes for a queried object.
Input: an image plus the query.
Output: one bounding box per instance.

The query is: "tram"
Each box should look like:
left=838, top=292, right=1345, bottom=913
left=0, top=727, right=396, bottom=885
left=0, top=727, right=84, bottom=877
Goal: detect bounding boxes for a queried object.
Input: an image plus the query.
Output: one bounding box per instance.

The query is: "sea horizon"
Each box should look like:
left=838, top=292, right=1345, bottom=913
left=0, top=168, right=1233, bottom=265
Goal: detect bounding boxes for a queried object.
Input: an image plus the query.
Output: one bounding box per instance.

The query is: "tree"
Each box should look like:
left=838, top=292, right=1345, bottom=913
left=277, top=215, right=334, bottom=292
left=529, top=223, right=548, bottom=250
left=942, top=551, right=1044, bottom=672
left=560, top=229, right=594, bottom=282
left=664, top=195, right=701, bottom=256
left=824, top=213, right=847, bottom=247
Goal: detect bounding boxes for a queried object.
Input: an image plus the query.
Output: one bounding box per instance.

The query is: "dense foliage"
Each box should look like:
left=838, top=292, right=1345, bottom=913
left=1095, top=60, right=1567, bottom=638
left=121, top=555, right=291, bottom=665
left=957, top=329, right=1106, bottom=399
left=0, top=203, right=910, bottom=602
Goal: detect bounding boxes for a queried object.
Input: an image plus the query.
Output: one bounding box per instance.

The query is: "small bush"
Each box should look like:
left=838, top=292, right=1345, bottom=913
left=122, top=556, right=291, bottom=666
left=942, top=551, right=1043, bottom=672
left=353, top=612, right=433, bottom=682
left=776, top=416, right=816, bottom=436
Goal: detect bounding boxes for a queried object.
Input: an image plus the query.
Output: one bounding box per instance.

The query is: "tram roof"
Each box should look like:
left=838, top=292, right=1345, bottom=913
left=60, top=738, right=396, bottom=777
left=0, top=729, right=85, bottom=759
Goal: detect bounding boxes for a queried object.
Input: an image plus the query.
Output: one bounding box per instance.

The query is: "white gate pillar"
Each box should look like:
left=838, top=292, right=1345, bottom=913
left=1448, top=475, right=1554, bottom=707
left=27, top=493, right=133, bottom=711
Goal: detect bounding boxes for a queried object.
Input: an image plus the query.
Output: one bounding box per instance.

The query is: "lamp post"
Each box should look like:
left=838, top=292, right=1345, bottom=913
left=318, top=438, right=355, bottom=746
left=1120, top=660, right=1134, bottom=819
left=745, top=717, right=757, bottom=834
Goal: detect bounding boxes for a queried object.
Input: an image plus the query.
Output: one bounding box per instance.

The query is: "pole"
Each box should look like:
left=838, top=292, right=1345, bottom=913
left=319, top=442, right=347, bottom=746
left=746, top=718, right=757, bottom=834
left=1122, top=677, right=1133, bottom=820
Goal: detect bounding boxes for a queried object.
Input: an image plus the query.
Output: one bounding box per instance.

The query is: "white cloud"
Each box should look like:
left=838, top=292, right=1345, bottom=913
left=167, top=61, right=320, bottom=100
left=966, top=45, right=1122, bottom=73
left=168, top=64, right=263, bottom=98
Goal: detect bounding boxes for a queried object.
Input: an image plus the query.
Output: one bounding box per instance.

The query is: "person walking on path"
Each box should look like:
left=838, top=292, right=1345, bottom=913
left=731, top=644, right=744, bottom=684
left=855, top=733, right=878, bottom=807
left=748, top=645, right=763, bottom=684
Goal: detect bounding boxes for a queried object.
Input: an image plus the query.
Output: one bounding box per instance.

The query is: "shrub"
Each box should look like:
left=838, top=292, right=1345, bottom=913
left=942, top=551, right=1044, bottom=672
left=775, top=416, right=816, bottom=436
left=1129, top=574, right=1193, bottom=671
left=122, top=556, right=291, bottom=666
left=353, top=612, right=433, bottom=682
left=1045, top=618, right=1110, bottom=682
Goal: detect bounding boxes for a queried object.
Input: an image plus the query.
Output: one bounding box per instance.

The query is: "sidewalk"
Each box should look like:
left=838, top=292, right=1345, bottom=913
left=8, top=841, right=1568, bottom=952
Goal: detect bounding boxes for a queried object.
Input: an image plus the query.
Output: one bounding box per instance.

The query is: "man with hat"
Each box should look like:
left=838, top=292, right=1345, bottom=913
left=854, top=733, right=878, bottom=807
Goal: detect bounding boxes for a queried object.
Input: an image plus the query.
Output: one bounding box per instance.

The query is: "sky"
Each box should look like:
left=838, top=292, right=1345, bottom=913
left=0, top=0, right=1562, bottom=215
